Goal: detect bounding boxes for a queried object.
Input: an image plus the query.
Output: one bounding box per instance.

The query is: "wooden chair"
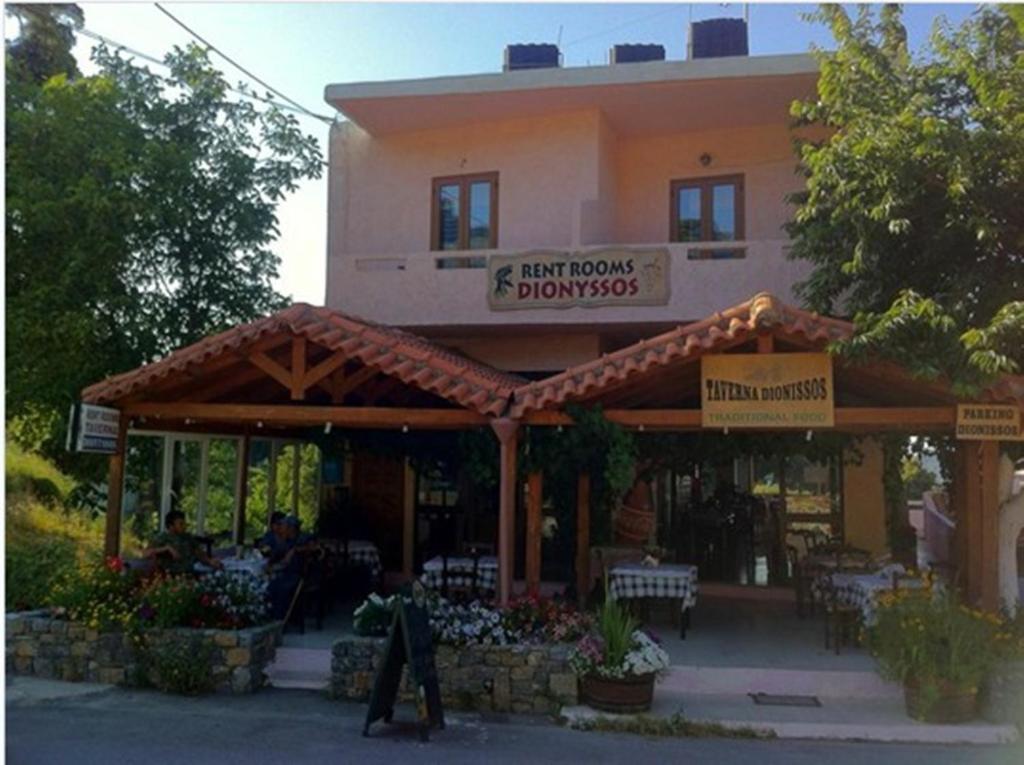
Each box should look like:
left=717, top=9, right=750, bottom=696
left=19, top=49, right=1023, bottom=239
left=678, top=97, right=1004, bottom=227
left=821, top=579, right=860, bottom=655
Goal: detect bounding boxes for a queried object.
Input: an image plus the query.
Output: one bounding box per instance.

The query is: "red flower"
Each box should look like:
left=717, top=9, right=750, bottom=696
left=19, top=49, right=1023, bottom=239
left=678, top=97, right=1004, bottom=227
left=105, top=556, right=124, bottom=573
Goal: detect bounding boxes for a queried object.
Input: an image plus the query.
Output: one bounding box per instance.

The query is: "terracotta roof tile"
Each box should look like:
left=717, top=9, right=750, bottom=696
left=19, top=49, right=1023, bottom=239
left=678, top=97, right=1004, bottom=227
left=82, top=303, right=524, bottom=417
left=509, top=292, right=854, bottom=417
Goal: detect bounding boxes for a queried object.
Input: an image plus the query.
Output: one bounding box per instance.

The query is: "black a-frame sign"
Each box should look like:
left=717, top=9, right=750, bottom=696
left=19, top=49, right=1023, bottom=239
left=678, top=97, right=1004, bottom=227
left=362, top=582, right=444, bottom=742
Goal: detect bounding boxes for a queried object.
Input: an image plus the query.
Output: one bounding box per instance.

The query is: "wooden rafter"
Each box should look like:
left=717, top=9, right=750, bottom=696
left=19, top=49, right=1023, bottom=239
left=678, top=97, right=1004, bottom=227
left=248, top=351, right=294, bottom=391
left=122, top=401, right=487, bottom=429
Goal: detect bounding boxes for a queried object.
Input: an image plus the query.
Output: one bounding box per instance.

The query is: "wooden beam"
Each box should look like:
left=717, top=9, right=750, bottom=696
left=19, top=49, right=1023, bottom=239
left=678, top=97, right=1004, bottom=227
left=523, top=407, right=957, bottom=431
left=302, top=352, right=348, bottom=391
left=248, top=352, right=293, bottom=391
left=979, top=440, right=1001, bottom=611
left=123, top=402, right=489, bottom=429
left=233, top=432, right=251, bottom=545
left=576, top=472, right=591, bottom=608
left=525, top=472, right=543, bottom=597
left=104, top=414, right=129, bottom=558
left=290, top=337, right=307, bottom=400
left=964, top=441, right=984, bottom=605
left=757, top=333, right=774, bottom=354
left=402, top=458, right=416, bottom=578
left=333, top=365, right=381, bottom=401
left=491, top=418, right=519, bottom=607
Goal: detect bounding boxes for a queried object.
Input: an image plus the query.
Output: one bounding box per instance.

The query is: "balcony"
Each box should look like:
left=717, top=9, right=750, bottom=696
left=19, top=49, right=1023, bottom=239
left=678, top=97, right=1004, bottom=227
left=326, top=239, right=811, bottom=329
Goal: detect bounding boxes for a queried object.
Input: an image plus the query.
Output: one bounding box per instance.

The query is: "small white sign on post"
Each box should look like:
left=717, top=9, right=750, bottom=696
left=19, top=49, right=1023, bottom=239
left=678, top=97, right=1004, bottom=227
left=68, top=403, right=121, bottom=454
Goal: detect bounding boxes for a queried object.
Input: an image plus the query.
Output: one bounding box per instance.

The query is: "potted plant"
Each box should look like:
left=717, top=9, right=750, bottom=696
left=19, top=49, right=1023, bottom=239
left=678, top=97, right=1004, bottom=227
left=569, top=596, right=670, bottom=713
left=869, top=581, right=1000, bottom=723
left=982, top=606, right=1024, bottom=726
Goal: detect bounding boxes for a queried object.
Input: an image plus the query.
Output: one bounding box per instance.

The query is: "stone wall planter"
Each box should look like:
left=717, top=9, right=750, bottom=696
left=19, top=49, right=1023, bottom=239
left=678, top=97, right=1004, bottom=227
left=331, top=636, right=578, bottom=714
left=982, top=659, right=1024, bottom=727
left=903, top=679, right=978, bottom=724
left=5, top=611, right=281, bottom=694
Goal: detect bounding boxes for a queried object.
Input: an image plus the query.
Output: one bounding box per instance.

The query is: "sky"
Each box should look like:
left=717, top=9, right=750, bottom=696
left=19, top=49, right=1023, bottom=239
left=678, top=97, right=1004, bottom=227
left=68, top=1, right=979, bottom=305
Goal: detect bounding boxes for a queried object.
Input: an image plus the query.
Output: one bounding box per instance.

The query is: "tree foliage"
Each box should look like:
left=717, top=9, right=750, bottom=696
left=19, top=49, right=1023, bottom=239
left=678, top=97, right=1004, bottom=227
left=5, top=8, right=323, bottom=473
left=789, top=5, right=1023, bottom=392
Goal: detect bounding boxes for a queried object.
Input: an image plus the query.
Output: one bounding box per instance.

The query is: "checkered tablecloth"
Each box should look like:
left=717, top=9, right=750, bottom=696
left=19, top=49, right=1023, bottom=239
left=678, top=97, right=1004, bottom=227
left=320, top=539, right=383, bottom=581
left=420, top=555, right=498, bottom=595
left=607, top=563, right=699, bottom=613
left=812, top=565, right=924, bottom=626
left=195, top=557, right=267, bottom=578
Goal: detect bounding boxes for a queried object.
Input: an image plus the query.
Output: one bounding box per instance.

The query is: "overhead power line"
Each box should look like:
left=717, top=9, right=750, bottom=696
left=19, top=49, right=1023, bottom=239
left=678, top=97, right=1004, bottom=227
left=153, top=3, right=330, bottom=124
left=77, top=27, right=335, bottom=124
left=562, top=6, right=680, bottom=49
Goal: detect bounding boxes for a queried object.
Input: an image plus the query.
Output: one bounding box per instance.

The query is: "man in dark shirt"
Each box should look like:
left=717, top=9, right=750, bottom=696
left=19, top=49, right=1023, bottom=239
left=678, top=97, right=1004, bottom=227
left=144, top=510, right=223, bottom=576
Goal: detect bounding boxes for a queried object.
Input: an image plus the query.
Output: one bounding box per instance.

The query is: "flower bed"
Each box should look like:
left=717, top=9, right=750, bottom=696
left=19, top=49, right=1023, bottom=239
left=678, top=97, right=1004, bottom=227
left=339, top=592, right=590, bottom=713
left=5, top=611, right=279, bottom=693
left=6, top=557, right=279, bottom=694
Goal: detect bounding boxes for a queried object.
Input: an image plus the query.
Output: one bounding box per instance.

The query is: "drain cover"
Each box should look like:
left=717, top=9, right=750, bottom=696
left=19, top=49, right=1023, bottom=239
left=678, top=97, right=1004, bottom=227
left=749, top=693, right=821, bottom=707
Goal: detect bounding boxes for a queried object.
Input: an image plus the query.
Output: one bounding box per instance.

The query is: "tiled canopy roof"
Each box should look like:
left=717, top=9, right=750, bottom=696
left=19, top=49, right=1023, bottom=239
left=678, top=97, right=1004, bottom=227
left=510, top=292, right=855, bottom=416
left=82, top=303, right=525, bottom=417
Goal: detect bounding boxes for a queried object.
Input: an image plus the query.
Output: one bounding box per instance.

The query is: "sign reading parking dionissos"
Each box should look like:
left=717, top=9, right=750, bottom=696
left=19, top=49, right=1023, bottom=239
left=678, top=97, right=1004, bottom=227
left=955, top=404, right=1024, bottom=441
left=488, top=249, right=669, bottom=310
left=701, top=353, right=835, bottom=429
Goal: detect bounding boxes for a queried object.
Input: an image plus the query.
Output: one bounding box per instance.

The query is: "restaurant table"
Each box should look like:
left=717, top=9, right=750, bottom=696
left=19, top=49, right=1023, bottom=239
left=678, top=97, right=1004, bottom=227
left=813, top=565, right=924, bottom=626
left=319, top=538, right=383, bottom=581
left=420, top=555, right=498, bottom=597
left=607, top=562, right=699, bottom=639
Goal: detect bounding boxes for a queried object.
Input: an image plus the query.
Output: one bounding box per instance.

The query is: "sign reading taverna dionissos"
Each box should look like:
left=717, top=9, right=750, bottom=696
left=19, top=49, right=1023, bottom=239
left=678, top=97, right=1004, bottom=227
left=701, top=353, right=835, bottom=429
left=488, top=248, right=669, bottom=310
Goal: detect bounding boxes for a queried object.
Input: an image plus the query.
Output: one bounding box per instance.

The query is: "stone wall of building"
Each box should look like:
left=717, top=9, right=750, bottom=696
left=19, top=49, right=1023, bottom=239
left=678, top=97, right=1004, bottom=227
left=5, top=611, right=279, bottom=694
left=330, top=636, right=578, bottom=714
left=983, top=659, right=1024, bottom=727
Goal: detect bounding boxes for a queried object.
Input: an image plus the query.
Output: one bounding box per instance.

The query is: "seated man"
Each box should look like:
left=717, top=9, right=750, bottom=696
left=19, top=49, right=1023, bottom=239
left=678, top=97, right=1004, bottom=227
left=266, top=516, right=322, bottom=622
left=257, top=511, right=291, bottom=563
left=144, top=510, right=223, bottom=576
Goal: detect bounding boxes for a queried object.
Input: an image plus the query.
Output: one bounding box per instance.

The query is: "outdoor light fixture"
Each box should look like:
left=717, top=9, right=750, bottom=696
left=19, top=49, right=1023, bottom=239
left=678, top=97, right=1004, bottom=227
left=806, top=429, right=813, bottom=442
left=557, top=424, right=563, bottom=433
left=257, top=421, right=264, bottom=429
left=699, top=152, right=712, bottom=167
left=723, top=427, right=729, bottom=436
left=324, top=422, right=332, bottom=434
left=402, top=423, right=409, bottom=434
left=184, top=418, right=193, bottom=425
left=638, top=424, right=645, bottom=432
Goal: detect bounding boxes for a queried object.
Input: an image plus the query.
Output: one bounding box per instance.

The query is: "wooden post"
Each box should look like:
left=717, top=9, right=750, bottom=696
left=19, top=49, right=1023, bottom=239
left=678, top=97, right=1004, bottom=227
left=233, top=433, right=251, bottom=545
left=576, top=472, right=591, bottom=608
left=952, top=443, right=970, bottom=585
left=979, top=441, right=1001, bottom=611
left=525, top=471, right=543, bottom=596
left=963, top=441, right=983, bottom=605
left=490, top=418, right=519, bottom=607
left=104, top=415, right=129, bottom=558
left=402, top=458, right=416, bottom=578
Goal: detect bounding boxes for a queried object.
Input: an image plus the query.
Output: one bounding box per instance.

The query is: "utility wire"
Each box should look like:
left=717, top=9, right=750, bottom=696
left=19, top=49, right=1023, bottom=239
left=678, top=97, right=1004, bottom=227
left=153, top=3, right=331, bottom=124
left=562, top=6, right=680, bottom=49
left=77, top=27, right=334, bottom=124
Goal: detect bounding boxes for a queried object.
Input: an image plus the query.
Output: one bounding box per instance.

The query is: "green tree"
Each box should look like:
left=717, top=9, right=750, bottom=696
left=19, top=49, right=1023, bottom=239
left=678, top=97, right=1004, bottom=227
left=5, top=3, right=83, bottom=87
left=788, top=5, right=1023, bottom=393
left=6, top=24, right=323, bottom=472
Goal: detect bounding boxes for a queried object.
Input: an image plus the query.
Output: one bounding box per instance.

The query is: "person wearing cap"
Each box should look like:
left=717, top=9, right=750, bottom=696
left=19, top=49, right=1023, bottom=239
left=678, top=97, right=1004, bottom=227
left=266, top=515, right=320, bottom=620
left=257, top=511, right=291, bottom=563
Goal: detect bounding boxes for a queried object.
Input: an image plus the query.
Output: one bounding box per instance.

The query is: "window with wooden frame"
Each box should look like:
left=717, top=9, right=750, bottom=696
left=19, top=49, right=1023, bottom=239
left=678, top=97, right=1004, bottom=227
left=670, top=174, right=744, bottom=243
left=431, top=172, right=499, bottom=251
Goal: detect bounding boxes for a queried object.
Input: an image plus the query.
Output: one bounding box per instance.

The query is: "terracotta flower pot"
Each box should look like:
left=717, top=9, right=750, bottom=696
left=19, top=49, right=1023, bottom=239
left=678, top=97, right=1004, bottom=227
left=580, top=672, right=656, bottom=714
left=903, top=679, right=978, bottom=723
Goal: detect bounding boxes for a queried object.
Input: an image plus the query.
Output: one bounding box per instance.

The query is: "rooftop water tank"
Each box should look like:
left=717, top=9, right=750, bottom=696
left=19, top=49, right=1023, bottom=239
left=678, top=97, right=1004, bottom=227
left=610, top=44, right=666, bottom=64
left=689, top=18, right=749, bottom=59
left=504, top=44, right=561, bottom=71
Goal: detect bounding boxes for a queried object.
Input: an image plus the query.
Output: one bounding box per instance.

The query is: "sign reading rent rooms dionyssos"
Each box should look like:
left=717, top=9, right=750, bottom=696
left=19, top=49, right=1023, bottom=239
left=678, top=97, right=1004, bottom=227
left=955, top=404, right=1023, bottom=441
left=488, top=248, right=669, bottom=310
left=701, top=353, right=834, bottom=429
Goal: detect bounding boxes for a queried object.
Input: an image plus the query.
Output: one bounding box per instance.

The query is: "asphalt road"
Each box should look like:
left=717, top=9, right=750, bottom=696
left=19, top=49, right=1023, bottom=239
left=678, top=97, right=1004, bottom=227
left=5, top=681, right=1023, bottom=765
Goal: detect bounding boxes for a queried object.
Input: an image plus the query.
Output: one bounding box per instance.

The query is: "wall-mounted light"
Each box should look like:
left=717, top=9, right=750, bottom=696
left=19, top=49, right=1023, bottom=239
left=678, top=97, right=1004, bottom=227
left=638, top=424, right=645, bottom=432
left=324, top=422, right=332, bottom=435
left=257, top=421, right=264, bottom=429
left=723, top=426, right=729, bottom=436
left=699, top=152, right=712, bottom=167
left=806, top=430, right=813, bottom=442
left=402, top=423, right=409, bottom=434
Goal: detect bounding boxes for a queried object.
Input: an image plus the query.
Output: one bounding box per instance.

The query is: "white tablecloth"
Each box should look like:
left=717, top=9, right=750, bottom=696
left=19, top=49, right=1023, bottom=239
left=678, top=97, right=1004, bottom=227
left=607, top=562, right=699, bottom=613
left=421, top=555, right=498, bottom=595
left=195, top=557, right=267, bottom=578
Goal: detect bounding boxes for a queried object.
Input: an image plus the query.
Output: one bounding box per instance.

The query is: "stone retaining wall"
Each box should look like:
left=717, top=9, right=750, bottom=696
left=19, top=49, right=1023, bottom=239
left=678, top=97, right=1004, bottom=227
left=983, top=659, right=1024, bottom=727
left=5, top=611, right=280, bottom=694
left=331, top=636, right=578, bottom=714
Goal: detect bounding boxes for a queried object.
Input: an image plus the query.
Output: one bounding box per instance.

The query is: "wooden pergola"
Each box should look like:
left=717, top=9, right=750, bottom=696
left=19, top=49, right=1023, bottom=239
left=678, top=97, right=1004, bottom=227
left=84, top=294, right=1024, bottom=610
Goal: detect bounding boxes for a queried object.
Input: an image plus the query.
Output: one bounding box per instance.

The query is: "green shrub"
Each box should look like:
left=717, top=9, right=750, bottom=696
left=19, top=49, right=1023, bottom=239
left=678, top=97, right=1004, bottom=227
left=5, top=440, right=75, bottom=504
left=146, top=636, right=216, bottom=695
